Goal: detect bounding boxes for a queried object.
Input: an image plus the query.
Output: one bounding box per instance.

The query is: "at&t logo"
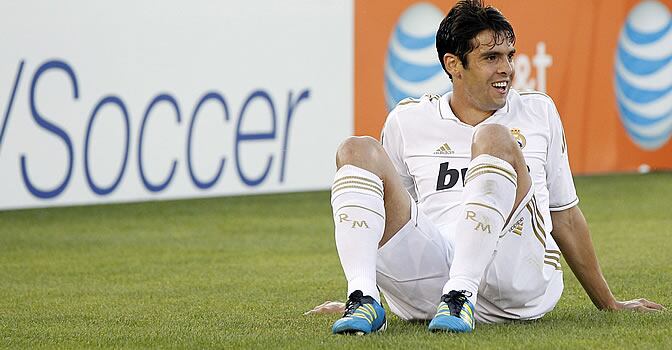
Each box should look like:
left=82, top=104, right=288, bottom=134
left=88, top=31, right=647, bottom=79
left=615, top=0, right=672, bottom=150
left=384, top=3, right=450, bottom=111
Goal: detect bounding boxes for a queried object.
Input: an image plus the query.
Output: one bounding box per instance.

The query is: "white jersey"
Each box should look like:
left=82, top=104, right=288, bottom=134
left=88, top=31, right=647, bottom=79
left=381, top=89, right=579, bottom=236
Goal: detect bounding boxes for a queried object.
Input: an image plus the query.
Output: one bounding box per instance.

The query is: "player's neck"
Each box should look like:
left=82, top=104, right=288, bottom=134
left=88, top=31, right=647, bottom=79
left=448, top=93, right=496, bottom=126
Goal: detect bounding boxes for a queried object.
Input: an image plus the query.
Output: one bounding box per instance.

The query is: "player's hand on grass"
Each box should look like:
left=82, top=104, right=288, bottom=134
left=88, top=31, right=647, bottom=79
left=614, top=298, right=665, bottom=312
left=304, top=301, right=346, bottom=315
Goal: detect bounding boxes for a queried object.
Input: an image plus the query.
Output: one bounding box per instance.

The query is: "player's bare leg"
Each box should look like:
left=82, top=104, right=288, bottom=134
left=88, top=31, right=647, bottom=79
left=429, top=124, right=531, bottom=333
left=330, top=136, right=411, bottom=334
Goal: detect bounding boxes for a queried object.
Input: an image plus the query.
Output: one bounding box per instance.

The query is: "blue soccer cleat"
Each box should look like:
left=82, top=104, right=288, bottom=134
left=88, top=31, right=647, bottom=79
left=428, top=290, right=475, bottom=333
left=332, top=290, right=387, bottom=335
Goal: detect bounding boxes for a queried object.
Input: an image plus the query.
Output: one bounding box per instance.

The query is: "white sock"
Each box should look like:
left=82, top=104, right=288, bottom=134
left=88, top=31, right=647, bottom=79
left=331, top=164, right=385, bottom=302
left=443, top=154, right=517, bottom=306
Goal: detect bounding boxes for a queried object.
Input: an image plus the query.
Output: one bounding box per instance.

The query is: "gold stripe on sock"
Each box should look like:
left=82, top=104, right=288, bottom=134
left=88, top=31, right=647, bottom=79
left=466, top=163, right=517, bottom=182
left=465, top=202, right=506, bottom=222
left=331, top=184, right=384, bottom=198
left=464, top=168, right=516, bottom=187
left=332, top=180, right=384, bottom=197
left=334, top=175, right=382, bottom=191
left=335, top=204, right=384, bottom=220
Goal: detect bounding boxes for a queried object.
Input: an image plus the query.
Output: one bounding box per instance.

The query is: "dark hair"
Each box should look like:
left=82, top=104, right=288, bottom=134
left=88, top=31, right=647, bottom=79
left=436, top=0, right=515, bottom=79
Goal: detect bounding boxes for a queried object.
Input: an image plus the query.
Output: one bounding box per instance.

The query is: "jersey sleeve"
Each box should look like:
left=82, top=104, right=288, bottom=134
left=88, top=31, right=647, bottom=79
left=545, top=102, right=579, bottom=211
left=381, top=109, right=418, bottom=202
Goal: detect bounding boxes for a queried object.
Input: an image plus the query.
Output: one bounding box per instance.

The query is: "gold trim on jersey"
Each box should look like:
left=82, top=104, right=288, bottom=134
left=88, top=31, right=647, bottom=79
left=531, top=195, right=545, bottom=225
left=526, top=197, right=546, bottom=248
left=544, top=254, right=560, bottom=262
left=544, top=250, right=562, bottom=270
left=530, top=204, right=546, bottom=238
left=544, top=259, right=561, bottom=270
left=438, top=97, right=444, bottom=118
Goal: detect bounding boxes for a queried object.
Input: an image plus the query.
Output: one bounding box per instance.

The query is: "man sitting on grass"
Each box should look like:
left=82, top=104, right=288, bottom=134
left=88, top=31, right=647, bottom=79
left=324, top=0, right=664, bottom=335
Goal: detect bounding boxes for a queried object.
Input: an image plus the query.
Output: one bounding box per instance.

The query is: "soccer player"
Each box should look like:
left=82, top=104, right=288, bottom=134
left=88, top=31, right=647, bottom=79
left=329, top=0, right=663, bottom=335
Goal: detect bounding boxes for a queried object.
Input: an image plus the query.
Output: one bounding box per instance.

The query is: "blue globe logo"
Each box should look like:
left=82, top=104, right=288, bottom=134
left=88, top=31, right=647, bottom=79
left=384, top=2, right=452, bottom=111
left=615, top=0, right=672, bottom=150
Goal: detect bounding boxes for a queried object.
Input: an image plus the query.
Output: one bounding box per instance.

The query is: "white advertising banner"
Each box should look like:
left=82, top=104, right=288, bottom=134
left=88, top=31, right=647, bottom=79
left=0, top=0, right=354, bottom=210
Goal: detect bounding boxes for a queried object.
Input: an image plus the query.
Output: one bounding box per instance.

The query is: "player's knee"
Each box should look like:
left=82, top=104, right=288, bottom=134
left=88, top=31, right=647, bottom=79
left=471, top=124, right=522, bottom=166
left=336, top=136, right=385, bottom=170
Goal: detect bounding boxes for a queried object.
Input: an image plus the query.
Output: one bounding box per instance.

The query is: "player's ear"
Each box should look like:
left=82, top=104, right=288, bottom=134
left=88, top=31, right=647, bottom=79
left=443, top=53, right=462, bottom=79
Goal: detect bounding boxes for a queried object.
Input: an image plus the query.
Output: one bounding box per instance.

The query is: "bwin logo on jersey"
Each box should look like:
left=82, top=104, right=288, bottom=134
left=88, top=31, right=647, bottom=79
left=614, top=0, right=672, bottom=150
left=384, top=2, right=452, bottom=111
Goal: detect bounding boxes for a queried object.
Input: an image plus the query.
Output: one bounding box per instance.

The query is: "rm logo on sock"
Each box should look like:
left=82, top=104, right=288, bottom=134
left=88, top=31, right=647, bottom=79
left=466, top=210, right=492, bottom=233
left=338, top=213, right=369, bottom=229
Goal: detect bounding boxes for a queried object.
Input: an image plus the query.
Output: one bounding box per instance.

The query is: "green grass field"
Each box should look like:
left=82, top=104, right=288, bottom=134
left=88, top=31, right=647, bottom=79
left=1, top=173, right=671, bottom=349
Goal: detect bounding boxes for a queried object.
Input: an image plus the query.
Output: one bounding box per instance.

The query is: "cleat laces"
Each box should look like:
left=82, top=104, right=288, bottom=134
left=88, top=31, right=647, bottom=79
left=443, top=290, right=473, bottom=316
left=342, top=290, right=365, bottom=317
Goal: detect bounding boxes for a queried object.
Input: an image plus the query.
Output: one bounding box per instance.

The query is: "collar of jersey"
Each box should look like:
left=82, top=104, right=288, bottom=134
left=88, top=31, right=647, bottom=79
left=439, top=92, right=511, bottom=122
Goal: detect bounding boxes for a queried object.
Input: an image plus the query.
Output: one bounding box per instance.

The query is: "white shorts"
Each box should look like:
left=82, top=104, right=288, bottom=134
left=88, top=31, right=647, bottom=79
left=375, top=187, right=564, bottom=324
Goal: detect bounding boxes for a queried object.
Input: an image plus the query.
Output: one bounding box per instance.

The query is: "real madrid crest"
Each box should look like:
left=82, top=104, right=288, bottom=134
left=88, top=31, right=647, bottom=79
left=510, top=128, right=526, bottom=149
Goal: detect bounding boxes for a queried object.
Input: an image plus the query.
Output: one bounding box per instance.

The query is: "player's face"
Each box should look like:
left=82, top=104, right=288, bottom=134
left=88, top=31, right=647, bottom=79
left=458, top=30, right=515, bottom=113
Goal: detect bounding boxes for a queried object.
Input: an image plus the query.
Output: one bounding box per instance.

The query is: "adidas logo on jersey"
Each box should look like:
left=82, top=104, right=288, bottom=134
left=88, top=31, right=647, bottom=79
left=434, top=143, right=454, bottom=155
left=508, top=217, right=524, bottom=235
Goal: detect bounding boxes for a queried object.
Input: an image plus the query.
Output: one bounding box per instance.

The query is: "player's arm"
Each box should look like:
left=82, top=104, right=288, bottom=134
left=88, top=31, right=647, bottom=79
left=550, top=207, right=663, bottom=312
left=545, top=95, right=663, bottom=311
left=542, top=97, right=664, bottom=312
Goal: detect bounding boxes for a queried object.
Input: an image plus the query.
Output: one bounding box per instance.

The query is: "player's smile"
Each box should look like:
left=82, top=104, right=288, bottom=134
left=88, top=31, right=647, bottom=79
left=491, top=80, right=509, bottom=95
